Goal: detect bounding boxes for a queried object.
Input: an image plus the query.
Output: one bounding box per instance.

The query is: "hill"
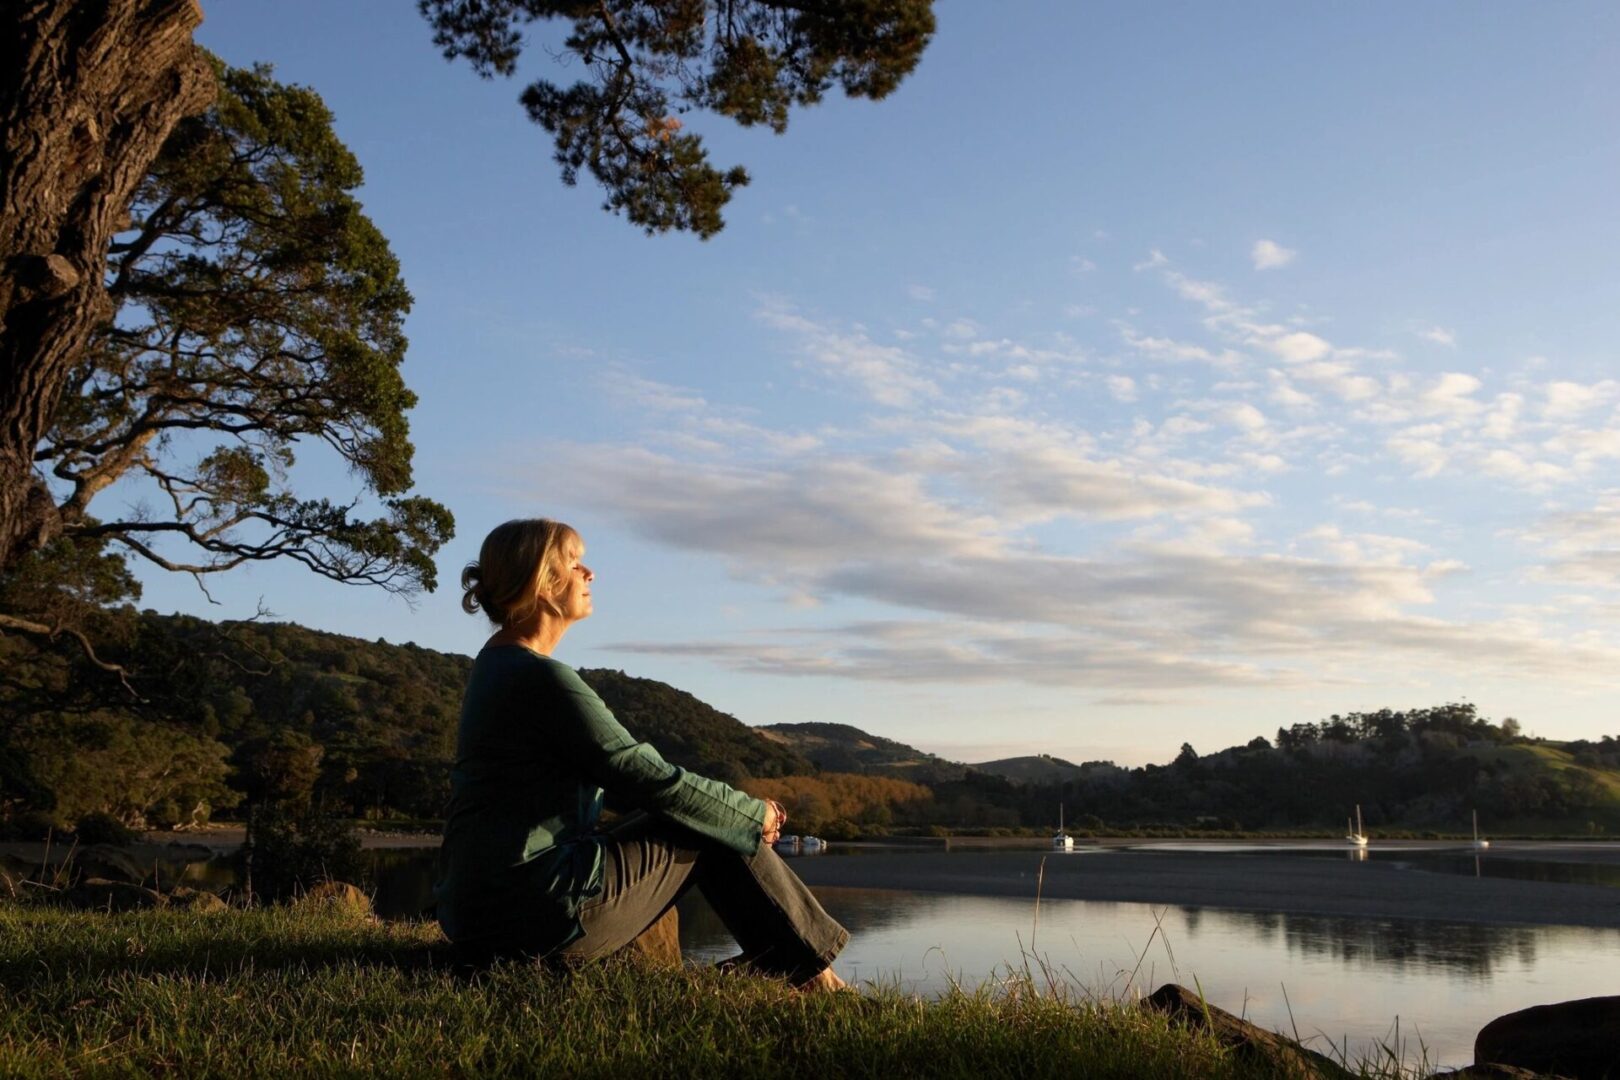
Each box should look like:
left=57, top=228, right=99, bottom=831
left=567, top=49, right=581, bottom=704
left=759, top=722, right=968, bottom=784
left=579, top=669, right=812, bottom=783
left=0, top=613, right=808, bottom=831
left=970, top=755, right=1084, bottom=785
left=7, top=613, right=1620, bottom=837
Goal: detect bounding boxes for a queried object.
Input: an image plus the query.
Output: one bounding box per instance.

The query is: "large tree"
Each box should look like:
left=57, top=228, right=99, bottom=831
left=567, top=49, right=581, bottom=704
left=0, top=0, right=935, bottom=594
left=1, top=54, right=453, bottom=678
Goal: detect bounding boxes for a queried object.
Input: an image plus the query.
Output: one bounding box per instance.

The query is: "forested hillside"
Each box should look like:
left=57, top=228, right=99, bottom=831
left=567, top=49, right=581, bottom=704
left=4, top=612, right=1620, bottom=837
left=0, top=613, right=807, bottom=832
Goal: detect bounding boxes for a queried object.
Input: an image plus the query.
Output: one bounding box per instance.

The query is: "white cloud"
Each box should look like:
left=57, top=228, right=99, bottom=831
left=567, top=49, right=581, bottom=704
left=1481, top=392, right=1523, bottom=439
left=1542, top=379, right=1618, bottom=421
left=1106, top=374, right=1138, bottom=402
left=757, top=302, right=938, bottom=408
left=1134, top=249, right=1169, bottom=271
left=1418, top=326, right=1457, bottom=347
left=1264, top=331, right=1332, bottom=363
left=1251, top=239, right=1297, bottom=270
left=1267, top=372, right=1317, bottom=411
left=907, top=283, right=936, bottom=302
left=1418, top=372, right=1484, bottom=417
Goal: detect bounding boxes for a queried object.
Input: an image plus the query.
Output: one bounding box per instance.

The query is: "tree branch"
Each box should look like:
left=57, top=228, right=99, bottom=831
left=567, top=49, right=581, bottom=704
left=0, top=613, right=143, bottom=699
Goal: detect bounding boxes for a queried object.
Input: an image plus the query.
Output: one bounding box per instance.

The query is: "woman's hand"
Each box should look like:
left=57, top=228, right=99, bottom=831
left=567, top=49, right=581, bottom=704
left=762, top=799, right=787, bottom=846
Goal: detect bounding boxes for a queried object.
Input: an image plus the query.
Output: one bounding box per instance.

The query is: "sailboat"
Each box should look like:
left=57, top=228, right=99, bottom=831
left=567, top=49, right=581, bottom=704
left=1472, top=809, right=1489, bottom=851
left=1052, top=804, right=1075, bottom=851
left=1346, top=804, right=1369, bottom=848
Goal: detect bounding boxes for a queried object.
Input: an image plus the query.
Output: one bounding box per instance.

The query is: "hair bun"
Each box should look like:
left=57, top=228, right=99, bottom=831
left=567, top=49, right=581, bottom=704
left=460, top=562, right=484, bottom=615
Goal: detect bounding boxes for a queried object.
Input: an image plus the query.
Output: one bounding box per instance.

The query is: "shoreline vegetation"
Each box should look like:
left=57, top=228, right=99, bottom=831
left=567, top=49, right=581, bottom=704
left=8, top=613, right=1620, bottom=847
left=0, top=903, right=1422, bottom=1078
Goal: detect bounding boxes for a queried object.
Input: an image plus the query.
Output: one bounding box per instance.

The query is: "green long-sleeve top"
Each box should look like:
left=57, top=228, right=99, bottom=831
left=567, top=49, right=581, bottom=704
left=434, top=645, right=767, bottom=951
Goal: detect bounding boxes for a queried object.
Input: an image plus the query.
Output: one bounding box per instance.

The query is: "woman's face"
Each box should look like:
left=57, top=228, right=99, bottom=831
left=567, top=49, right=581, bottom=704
left=553, top=543, right=594, bottom=623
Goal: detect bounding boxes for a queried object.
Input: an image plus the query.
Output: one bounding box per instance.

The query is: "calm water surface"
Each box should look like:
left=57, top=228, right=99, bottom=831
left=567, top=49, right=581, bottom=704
left=337, top=843, right=1620, bottom=1071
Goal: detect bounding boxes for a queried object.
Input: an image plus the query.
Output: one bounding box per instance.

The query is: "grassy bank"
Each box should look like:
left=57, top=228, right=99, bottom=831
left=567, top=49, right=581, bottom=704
left=0, top=904, right=1417, bottom=1078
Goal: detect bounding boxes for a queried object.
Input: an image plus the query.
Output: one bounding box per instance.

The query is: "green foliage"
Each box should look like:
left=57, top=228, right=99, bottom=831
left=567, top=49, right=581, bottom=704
left=235, top=802, right=363, bottom=903
left=0, top=702, right=237, bottom=832
left=421, top=0, right=936, bottom=237
left=8, top=56, right=452, bottom=698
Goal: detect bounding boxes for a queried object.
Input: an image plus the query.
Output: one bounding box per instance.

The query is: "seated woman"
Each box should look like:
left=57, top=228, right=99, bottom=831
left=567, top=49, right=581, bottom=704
left=435, top=518, right=848, bottom=989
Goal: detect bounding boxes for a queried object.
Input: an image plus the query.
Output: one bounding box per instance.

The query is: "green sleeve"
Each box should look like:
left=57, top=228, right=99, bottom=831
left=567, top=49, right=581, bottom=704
left=548, top=664, right=766, bottom=856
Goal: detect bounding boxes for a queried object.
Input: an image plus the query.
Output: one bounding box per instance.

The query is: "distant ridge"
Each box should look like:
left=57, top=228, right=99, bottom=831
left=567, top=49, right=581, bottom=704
left=970, top=754, right=1085, bottom=785
left=759, top=722, right=969, bottom=785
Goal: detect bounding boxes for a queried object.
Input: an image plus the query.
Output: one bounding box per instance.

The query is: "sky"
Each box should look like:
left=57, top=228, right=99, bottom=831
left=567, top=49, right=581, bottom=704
left=129, top=1, right=1620, bottom=766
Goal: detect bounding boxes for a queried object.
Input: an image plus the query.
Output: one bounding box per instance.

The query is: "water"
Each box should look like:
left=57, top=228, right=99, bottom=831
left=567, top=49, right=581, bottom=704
left=185, top=841, right=1620, bottom=1071
left=677, top=882, right=1620, bottom=1070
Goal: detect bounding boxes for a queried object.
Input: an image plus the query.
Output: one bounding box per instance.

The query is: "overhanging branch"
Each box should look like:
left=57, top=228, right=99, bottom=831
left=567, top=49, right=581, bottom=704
left=0, top=613, right=143, bottom=699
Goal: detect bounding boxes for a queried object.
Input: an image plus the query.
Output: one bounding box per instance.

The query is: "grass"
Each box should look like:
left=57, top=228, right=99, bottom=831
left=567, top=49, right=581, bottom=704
left=0, top=903, right=1426, bottom=1078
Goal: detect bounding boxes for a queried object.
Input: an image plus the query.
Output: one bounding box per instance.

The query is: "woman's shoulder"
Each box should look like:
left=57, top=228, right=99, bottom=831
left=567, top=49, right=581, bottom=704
left=475, top=645, right=593, bottom=693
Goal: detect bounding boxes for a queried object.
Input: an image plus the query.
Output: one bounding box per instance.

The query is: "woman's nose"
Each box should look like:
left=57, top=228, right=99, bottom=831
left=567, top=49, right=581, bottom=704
left=584, top=565, right=595, bottom=581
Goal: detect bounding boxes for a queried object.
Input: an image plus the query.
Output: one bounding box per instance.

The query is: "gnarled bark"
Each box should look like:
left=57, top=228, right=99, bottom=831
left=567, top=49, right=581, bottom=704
left=0, top=0, right=214, bottom=572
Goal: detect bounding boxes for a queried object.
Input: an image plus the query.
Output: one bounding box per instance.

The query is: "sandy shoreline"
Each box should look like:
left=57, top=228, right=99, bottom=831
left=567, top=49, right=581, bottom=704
left=788, top=845, right=1620, bottom=931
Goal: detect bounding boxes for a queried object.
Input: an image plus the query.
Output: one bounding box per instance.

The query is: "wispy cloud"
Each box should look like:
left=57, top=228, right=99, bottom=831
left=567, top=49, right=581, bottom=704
left=1251, top=239, right=1297, bottom=270
left=757, top=301, right=939, bottom=408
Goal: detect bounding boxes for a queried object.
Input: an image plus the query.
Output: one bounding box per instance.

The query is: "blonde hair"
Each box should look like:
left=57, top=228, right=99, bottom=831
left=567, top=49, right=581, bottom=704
left=461, top=518, right=582, bottom=627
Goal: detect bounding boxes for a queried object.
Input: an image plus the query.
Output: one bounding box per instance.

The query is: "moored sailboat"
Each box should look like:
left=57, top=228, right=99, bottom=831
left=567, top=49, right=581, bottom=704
left=1472, top=809, right=1489, bottom=850
left=1052, top=804, right=1074, bottom=851
left=1346, top=804, right=1368, bottom=848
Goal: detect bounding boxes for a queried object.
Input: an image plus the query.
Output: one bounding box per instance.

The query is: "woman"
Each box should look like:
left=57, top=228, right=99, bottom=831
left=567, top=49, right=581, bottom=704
left=435, top=518, right=848, bottom=989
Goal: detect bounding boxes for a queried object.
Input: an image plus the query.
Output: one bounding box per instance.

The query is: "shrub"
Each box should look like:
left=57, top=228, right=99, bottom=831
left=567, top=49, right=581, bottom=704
left=234, top=802, right=362, bottom=903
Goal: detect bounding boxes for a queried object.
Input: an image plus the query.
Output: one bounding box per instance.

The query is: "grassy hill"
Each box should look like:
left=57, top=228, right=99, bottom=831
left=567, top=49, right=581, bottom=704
left=970, top=755, right=1085, bottom=786
left=759, top=722, right=969, bottom=784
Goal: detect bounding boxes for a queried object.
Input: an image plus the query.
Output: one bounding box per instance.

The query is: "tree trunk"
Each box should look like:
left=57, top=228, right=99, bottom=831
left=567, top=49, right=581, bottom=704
left=0, top=0, right=213, bottom=572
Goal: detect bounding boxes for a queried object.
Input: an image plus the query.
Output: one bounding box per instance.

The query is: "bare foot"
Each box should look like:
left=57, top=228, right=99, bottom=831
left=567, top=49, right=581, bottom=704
left=801, top=966, right=850, bottom=993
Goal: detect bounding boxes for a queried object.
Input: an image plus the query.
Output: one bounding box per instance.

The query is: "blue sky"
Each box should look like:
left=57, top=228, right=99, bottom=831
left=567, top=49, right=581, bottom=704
left=138, top=1, right=1620, bottom=765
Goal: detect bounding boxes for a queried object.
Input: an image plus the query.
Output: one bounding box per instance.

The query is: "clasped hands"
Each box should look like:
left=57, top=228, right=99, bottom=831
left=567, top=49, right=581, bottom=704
left=761, top=798, right=787, bottom=846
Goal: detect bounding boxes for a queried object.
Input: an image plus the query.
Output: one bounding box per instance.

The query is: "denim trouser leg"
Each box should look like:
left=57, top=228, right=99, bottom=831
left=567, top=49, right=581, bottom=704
left=557, top=816, right=848, bottom=982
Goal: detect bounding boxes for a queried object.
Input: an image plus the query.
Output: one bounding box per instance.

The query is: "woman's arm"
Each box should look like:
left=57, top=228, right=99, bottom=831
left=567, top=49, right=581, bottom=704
left=546, top=664, right=768, bottom=854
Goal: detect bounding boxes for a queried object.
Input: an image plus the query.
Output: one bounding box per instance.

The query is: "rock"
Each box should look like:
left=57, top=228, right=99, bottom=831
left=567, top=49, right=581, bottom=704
left=625, top=906, right=681, bottom=968
left=64, top=878, right=166, bottom=912
left=1475, top=996, right=1620, bottom=1079
left=1141, top=983, right=1355, bottom=1080
left=73, top=843, right=148, bottom=884
left=291, top=881, right=372, bottom=918
left=166, top=886, right=228, bottom=914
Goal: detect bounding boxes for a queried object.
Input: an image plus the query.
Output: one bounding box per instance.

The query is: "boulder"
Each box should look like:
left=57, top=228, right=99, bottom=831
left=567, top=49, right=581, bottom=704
left=64, top=878, right=166, bottom=912
left=1141, top=983, right=1355, bottom=1080
left=166, top=886, right=229, bottom=914
left=72, top=844, right=147, bottom=884
left=291, top=881, right=373, bottom=918
left=1475, top=996, right=1620, bottom=1079
left=625, top=906, right=681, bottom=968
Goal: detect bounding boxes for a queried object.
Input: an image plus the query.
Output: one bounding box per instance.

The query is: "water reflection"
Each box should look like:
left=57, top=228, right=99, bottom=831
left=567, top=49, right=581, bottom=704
left=676, top=883, right=1620, bottom=1069
left=1213, top=910, right=1540, bottom=976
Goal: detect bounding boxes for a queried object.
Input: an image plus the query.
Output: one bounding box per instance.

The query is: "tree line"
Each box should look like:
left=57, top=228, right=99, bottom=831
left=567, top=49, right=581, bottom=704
left=6, top=610, right=1617, bottom=840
